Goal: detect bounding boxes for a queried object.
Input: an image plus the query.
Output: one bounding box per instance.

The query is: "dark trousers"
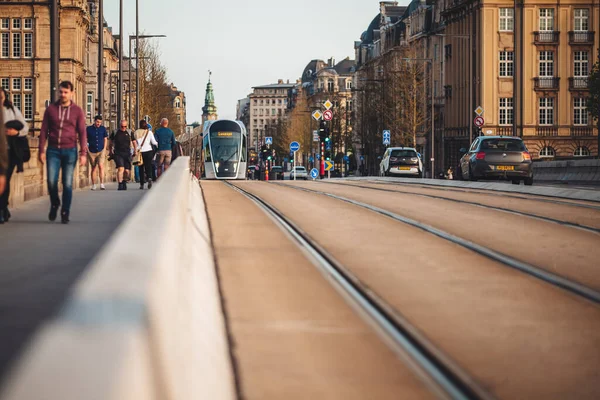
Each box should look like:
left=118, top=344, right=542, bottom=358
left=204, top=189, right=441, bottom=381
left=139, top=151, right=154, bottom=185
left=0, top=158, right=16, bottom=210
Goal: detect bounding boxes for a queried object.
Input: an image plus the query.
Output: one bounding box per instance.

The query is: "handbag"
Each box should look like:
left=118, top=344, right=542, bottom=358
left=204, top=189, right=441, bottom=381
left=5, top=119, right=24, bottom=132
left=133, top=130, right=149, bottom=166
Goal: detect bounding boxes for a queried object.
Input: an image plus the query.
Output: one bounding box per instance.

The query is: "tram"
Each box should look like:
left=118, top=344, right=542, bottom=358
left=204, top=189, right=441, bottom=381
left=203, top=119, right=248, bottom=180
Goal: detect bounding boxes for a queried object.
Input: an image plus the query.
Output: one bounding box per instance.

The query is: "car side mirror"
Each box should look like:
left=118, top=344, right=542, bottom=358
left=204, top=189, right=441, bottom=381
left=459, top=147, right=467, bottom=154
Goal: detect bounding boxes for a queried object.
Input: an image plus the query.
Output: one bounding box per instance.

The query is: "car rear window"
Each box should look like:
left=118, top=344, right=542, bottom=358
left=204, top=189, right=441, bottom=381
left=271, top=166, right=282, bottom=171
left=390, top=150, right=418, bottom=157
left=294, top=166, right=306, bottom=171
left=480, top=139, right=526, bottom=151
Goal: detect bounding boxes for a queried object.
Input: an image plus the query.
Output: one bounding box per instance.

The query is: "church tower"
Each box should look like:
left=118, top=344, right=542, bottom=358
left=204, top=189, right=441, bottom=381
left=202, top=71, right=218, bottom=124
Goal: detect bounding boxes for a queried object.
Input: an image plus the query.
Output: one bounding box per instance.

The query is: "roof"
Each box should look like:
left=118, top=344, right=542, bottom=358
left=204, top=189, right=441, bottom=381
left=360, top=14, right=381, bottom=44
left=252, top=83, right=295, bottom=89
left=334, top=58, right=356, bottom=75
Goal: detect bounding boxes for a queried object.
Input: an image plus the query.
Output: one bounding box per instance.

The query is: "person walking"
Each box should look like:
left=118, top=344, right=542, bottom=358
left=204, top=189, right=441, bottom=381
left=133, top=119, right=157, bottom=190
left=0, top=88, right=30, bottom=223
left=154, top=118, right=176, bottom=178
left=109, top=120, right=136, bottom=190
left=38, top=81, right=87, bottom=224
left=0, top=97, right=7, bottom=201
left=86, top=114, right=108, bottom=190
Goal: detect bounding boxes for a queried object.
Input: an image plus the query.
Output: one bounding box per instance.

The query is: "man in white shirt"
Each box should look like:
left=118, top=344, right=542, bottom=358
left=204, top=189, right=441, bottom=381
left=133, top=120, right=158, bottom=189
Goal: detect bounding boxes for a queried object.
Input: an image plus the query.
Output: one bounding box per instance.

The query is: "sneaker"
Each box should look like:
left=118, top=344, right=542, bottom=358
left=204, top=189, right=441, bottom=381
left=91, top=184, right=97, bottom=191
left=122, top=181, right=128, bottom=191
left=49, top=204, right=59, bottom=221
left=61, top=211, right=69, bottom=224
left=100, top=184, right=106, bottom=190
left=148, top=181, right=152, bottom=189
left=140, top=183, right=144, bottom=190
left=117, top=182, right=124, bottom=191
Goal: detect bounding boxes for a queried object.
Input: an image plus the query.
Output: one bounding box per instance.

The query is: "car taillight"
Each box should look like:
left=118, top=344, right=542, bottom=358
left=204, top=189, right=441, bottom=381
left=475, top=152, right=486, bottom=160
left=522, top=152, right=531, bottom=161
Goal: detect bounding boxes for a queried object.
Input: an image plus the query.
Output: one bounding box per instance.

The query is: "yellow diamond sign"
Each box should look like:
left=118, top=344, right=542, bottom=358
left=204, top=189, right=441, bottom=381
left=474, top=106, right=484, bottom=116
left=312, top=110, right=323, bottom=120
left=323, top=100, right=333, bottom=110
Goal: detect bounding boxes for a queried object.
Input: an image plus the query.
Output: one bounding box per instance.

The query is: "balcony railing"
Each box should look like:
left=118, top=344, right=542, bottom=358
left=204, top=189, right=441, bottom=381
left=534, top=77, right=560, bottom=90
left=569, top=77, right=589, bottom=90
left=534, top=31, right=560, bottom=44
left=572, top=127, right=593, bottom=137
left=569, top=31, right=595, bottom=45
left=496, top=126, right=516, bottom=136
left=536, top=126, right=559, bottom=137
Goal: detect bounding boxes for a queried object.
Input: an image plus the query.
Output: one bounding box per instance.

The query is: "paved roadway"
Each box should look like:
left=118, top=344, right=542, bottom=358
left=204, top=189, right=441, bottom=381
left=202, top=179, right=600, bottom=400
left=0, top=184, right=144, bottom=384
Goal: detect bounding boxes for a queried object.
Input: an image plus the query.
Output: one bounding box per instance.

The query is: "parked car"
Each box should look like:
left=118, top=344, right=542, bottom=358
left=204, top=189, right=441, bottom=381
left=379, top=147, right=423, bottom=177
left=290, top=166, right=308, bottom=180
left=270, top=165, right=284, bottom=180
left=459, top=136, right=533, bottom=185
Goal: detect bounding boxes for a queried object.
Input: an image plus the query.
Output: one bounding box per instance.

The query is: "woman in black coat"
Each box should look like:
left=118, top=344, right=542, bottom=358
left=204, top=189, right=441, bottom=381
left=0, top=87, right=30, bottom=224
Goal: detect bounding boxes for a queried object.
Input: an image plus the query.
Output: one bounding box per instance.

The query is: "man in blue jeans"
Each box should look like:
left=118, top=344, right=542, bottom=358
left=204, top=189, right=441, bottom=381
left=38, top=81, right=87, bottom=224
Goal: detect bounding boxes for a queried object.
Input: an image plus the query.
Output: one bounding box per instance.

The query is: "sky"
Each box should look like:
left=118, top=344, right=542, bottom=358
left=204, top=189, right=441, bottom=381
left=104, top=0, right=407, bottom=123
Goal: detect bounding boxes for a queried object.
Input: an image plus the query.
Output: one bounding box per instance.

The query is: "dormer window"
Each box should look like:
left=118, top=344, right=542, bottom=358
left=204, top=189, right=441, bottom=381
left=174, top=97, right=181, bottom=108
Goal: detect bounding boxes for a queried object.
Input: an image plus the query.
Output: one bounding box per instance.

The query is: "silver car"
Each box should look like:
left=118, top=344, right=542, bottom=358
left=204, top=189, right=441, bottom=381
left=380, top=147, right=423, bottom=177
left=290, top=166, right=308, bottom=180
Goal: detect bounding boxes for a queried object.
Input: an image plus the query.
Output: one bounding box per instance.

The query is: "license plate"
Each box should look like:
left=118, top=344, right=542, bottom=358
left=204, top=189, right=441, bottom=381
left=496, top=165, right=514, bottom=171
left=399, top=167, right=411, bottom=171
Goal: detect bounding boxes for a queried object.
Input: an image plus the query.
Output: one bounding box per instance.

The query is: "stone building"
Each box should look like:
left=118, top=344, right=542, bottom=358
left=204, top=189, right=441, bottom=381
left=247, top=79, right=295, bottom=151
left=169, top=83, right=186, bottom=136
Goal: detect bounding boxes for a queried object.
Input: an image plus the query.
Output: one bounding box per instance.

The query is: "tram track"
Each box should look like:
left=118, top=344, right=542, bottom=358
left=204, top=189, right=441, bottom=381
left=272, top=182, right=600, bottom=305
left=320, top=181, right=600, bottom=234
left=358, top=179, right=600, bottom=211
left=224, top=181, right=493, bottom=400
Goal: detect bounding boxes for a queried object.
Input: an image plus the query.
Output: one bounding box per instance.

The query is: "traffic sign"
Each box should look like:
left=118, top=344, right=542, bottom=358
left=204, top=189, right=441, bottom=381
left=309, top=156, right=314, bottom=163
left=474, top=116, right=484, bottom=127
left=323, top=99, right=333, bottom=110
left=265, top=137, right=273, bottom=145
left=383, top=130, right=391, bottom=137
left=312, top=110, right=323, bottom=120
left=383, top=129, right=391, bottom=145
left=290, top=141, right=300, bottom=152
left=343, top=155, right=350, bottom=162
left=316, top=154, right=321, bottom=160
left=313, top=130, right=319, bottom=142
left=475, top=106, right=484, bottom=116
left=323, top=109, right=333, bottom=121
left=310, top=168, right=319, bottom=180
left=324, top=160, right=334, bottom=171
left=326, top=141, right=332, bottom=151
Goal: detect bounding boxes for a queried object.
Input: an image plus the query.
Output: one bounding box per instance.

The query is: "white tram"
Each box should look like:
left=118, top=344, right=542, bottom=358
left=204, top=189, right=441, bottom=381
left=203, top=119, right=248, bottom=180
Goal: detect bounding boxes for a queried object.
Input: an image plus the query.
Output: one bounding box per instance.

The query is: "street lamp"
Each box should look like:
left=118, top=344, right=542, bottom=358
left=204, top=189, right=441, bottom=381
left=435, top=34, right=472, bottom=144
left=403, top=58, right=434, bottom=178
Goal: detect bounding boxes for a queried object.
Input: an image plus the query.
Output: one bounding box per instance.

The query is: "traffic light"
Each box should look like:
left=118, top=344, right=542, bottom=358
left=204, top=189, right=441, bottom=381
left=325, top=151, right=331, bottom=161
left=319, top=121, right=327, bottom=140
left=267, top=148, right=273, bottom=161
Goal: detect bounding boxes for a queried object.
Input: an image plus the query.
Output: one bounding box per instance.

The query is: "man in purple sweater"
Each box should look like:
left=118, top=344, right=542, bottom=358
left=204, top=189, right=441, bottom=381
left=38, top=81, right=87, bottom=224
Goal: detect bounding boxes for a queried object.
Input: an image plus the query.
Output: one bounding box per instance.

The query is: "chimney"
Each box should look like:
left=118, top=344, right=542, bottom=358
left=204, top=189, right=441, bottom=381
left=328, top=57, right=335, bottom=67
left=278, top=79, right=284, bottom=84
left=287, top=79, right=289, bottom=84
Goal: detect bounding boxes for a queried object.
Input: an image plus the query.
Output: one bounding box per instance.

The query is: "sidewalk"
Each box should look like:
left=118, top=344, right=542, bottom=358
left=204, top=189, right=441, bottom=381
left=0, top=183, right=145, bottom=383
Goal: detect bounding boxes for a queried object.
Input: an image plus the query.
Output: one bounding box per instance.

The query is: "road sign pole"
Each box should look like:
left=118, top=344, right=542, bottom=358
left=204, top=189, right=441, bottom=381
left=320, top=141, right=325, bottom=178
left=293, top=151, right=296, bottom=181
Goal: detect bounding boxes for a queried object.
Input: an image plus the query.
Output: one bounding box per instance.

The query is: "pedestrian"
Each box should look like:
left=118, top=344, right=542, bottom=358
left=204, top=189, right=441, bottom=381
left=109, top=119, right=136, bottom=190
left=38, top=81, right=87, bottom=224
left=0, top=87, right=30, bottom=223
left=154, top=118, right=176, bottom=178
left=133, top=119, right=157, bottom=189
left=86, top=114, right=108, bottom=190
left=0, top=98, right=7, bottom=200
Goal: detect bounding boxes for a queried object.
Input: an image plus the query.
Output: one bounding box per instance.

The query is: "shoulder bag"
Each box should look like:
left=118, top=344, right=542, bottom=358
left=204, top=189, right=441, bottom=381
left=133, top=130, right=149, bottom=166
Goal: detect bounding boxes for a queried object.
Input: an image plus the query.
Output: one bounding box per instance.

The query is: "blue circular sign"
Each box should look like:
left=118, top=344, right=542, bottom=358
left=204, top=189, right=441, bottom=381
left=310, top=168, right=319, bottom=179
left=290, top=141, right=300, bottom=152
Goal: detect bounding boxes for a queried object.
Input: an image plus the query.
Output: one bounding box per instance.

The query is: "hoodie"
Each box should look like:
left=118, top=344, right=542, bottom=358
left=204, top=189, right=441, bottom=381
left=39, top=101, right=87, bottom=155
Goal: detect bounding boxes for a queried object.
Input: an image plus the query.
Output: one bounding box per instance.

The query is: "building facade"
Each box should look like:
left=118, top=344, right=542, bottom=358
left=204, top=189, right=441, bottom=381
left=169, top=83, right=186, bottom=136
left=247, top=80, right=294, bottom=150
left=202, top=76, right=218, bottom=125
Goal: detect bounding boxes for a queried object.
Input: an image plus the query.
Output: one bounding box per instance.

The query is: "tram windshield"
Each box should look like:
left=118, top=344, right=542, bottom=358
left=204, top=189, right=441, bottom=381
left=209, top=131, right=241, bottom=163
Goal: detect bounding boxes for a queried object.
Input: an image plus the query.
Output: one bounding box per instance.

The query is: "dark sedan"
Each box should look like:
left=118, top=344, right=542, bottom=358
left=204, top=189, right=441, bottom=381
left=270, top=166, right=284, bottom=180
left=459, top=136, right=533, bottom=185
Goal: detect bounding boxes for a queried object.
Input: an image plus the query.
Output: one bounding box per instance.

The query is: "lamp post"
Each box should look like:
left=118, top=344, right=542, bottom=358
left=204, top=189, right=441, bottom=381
left=403, top=58, right=434, bottom=178
left=98, top=0, right=104, bottom=117
left=132, top=34, right=166, bottom=125
left=117, top=0, right=123, bottom=124
left=50, top=0, right=59, bottom=102
left=435, top=34, right=472, bottom=145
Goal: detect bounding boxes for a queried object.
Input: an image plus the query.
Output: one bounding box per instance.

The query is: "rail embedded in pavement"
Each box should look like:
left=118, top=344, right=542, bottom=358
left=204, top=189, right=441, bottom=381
left=0, top=158, right=237, bottom=400
left=226, top=181, right=494, bottom=400
left=274, top=183, right=600, bottom=305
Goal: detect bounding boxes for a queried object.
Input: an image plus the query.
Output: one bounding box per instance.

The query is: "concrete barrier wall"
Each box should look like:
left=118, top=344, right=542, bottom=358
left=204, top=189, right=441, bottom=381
left=0, top=157, right=237, bottom=400
left=533, top=159, right=600, bottom=183
left=7, top=138, right=118, bottom=208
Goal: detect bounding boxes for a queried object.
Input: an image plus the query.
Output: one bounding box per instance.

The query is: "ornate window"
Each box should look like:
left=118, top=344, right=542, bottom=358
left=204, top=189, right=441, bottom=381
left=499, top=8, right=514, bottom=31
left=539, top=51, right=554, bottom=77
left=174, top=97, right=181, bottom=108
left=539, top=146, right=555, bottom=158
left=574, top=147, right=590, bottom=157
left=539, top=97, right=554, bottom=125
left=499, top=51, right=514, bottom=77
left=499, top=98, right=513, bottom=125
left=574, top=9, right=588, bottom=31
left=574, top=51, right=588, bottom=77
left=539, top=9, right=554, bottom=31
left=573, top=98, right=588, bottom=125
